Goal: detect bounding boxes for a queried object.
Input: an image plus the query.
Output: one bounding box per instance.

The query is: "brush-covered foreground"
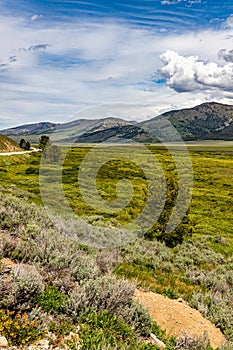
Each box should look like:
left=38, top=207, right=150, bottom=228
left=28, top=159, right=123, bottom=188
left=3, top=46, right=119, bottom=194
left=0, top=190, right=231, bottom=349
left=0, top=189, right=232, bottom=349
left=0, top=145, right=232, bottom=349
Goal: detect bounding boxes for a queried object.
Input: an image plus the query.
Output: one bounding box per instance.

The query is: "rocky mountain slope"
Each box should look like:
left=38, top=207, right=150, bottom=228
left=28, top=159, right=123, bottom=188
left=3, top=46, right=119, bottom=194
left=1, top=122, right=56, bottom=138
left=1, top=102, right=233, bottom=143
left=1, top=118, right=134, bottom=143
left=140, top=102, right=233, bottom=141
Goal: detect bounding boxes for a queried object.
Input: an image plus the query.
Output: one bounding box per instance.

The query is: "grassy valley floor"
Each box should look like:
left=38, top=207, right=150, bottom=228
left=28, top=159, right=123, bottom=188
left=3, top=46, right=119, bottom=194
left=0, top=142, right=232, bottom=348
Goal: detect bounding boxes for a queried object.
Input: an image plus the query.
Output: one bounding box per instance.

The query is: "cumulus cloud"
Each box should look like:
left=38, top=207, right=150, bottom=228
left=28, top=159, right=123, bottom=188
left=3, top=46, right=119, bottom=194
left=0, top=10, right=233, bottom=126
left=224, top=14, right=233, bottom=29
left=218, top=49, right=233, bottom=62
left=160, top=50, right=233, bottom=93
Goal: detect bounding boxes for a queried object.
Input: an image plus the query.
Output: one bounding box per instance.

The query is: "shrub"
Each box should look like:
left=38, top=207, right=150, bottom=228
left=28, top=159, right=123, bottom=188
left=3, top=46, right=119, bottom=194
left=96, top=249, right=122, bottom=275
left=174, top=238, right=224, bottom=272
left=48, top=317, right=75, bottom=337
left=67, top=275, right=135, bottom=318
left=16, top=225, right=100, bottom=282
left=144, top=176, right=193, bottom=247
left=0, top=264, right=44, bottom=310
left=151, top=321, right=176, bottom=349
left=122, top=238, right=172, bottom=270
left=36, top=286, right=68, bottom=313
left=174, top=332, right=212, bottom=350
left=25, top=166, right=39, bottom=175
left=220, top=343, right=233, bottom=350
left=78, top=310, right=158, bottom=350
left=190, top=291, right=233, bottom=340
left=0, top=309, right=44, bottom=346
left=70, top=254, right=100, bottom=283
left=128, top=302, right=152, bottom=337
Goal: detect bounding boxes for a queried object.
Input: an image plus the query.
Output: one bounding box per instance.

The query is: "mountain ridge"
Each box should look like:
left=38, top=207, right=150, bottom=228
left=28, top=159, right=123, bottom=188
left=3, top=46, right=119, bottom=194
left=1, top=102, right=233, bottom=143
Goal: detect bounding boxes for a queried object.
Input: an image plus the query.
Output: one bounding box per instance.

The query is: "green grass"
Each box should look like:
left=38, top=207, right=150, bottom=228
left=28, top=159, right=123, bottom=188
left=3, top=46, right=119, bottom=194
left=0, top=145, right=232, bottom=246
left=190, top=152, right=233, bottom=238
left=1, top=145, right=233, bottom=347
left=114, top=262, right=199, bottom=300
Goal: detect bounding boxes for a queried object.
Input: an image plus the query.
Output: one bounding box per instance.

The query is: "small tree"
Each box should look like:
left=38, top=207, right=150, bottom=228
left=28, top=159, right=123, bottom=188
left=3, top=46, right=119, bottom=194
left=144, top=175, right=193, bottom=247
left=25, top=141, right=31, bottom=150
left=38, top=135, right=50, bottom=150
left=19, top=138, right=26, bottom=149
left=19, top=139, right=31, bottom=150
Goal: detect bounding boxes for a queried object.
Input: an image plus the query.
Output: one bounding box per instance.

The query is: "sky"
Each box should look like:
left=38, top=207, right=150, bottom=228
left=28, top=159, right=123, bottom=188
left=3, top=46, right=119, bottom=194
left=0, top=0, right=233, bottom=128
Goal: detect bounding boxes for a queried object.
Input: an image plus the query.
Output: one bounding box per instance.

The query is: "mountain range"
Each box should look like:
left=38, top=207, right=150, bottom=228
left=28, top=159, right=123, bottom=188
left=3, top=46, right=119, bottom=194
left=1, top=102, right=233, bottom=143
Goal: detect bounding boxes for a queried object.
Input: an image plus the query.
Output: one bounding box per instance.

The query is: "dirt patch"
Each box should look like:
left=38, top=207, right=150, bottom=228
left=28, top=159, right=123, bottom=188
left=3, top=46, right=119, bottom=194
left=134, top=289, right=226, bottom=349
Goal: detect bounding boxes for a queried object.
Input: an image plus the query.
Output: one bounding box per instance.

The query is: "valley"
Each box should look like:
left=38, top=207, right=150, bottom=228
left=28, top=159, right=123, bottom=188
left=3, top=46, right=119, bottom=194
left=0, top=142, right=232, bottom=349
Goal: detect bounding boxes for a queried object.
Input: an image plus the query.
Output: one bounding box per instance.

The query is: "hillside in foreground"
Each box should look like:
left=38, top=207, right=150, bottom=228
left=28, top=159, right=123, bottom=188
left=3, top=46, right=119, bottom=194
left=0, top=145, right=233, bottom=349
left=0, top=189, right=231, bottom=349
left=0, top=134, right=21, bottom=152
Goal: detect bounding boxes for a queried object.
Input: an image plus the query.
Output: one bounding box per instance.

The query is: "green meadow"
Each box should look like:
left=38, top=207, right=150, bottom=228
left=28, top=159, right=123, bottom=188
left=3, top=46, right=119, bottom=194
left=1, top=143, right=233, bottom=346
left=0, top=144, right=232, bottom=245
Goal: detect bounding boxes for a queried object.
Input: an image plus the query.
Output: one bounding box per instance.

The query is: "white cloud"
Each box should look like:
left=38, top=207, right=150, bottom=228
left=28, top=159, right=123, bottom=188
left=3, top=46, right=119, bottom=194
left=224, top=14, right=233, bottom=29
left=31, top=14, right=41, bottom=21
left=218, top=49, right=233, bottom=63
left=161, top=0, right=202, bottom=5
left=0, top=13, right=233, bottom=127
left=160, top=50, right=233, bottom=92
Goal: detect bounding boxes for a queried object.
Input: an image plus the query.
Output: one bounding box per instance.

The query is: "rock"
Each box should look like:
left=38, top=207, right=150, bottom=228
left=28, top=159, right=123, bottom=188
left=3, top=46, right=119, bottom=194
left=150, top=333, right=166, bottom=349
left=37, top=339, right=50, bottom=349
left=178, top=298, right=183, bottom=303
left=0, top=336, right=8, bottom=347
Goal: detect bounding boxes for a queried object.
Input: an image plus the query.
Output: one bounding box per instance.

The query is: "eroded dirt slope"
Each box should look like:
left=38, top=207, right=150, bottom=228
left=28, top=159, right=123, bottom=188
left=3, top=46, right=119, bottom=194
left=134, top=289, right=226, bottom=349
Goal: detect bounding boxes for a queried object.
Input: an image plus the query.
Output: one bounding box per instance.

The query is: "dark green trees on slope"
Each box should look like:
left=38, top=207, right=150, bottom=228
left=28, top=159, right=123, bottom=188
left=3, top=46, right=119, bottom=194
left=19, top=138, right=31, bottom=150
left=144, top=175, right=193, bottom=248
left=38, top=135, right=51, bottom=150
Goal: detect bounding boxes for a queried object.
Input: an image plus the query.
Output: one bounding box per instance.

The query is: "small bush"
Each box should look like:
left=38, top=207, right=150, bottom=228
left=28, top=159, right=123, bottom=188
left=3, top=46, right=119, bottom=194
left=175, top=332, right=212, bottom=350
left=67, top=275, right=135, bottom=318
left=0, top=264, right=44, bottom=310
left=79, top=310, right=158, bottom=350
left=129, top=302, right=152, bottom=337
left=191, top=291, right=233, bottom=340
left=0, top=309, right=44, bottom=346
left=36, top=286, right=68, bottom=313
left=70, top=254, right=100, bottom=283
left=48, top=317, right=75, bottom=337
left=96, top=249, right=121, bottom=275
left=25, top=167, right=39, bottom=175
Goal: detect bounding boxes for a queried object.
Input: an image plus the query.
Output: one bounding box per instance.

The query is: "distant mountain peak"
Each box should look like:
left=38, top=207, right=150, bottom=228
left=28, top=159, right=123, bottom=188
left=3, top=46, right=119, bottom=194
left=1, top=102, right=233, bottom=143
left=141, top=101, right=233, bottom=141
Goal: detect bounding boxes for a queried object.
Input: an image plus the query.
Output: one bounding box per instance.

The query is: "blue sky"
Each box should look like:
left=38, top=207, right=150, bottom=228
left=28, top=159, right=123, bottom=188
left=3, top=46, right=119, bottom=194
left=0, top=0, right=233, bottom=128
